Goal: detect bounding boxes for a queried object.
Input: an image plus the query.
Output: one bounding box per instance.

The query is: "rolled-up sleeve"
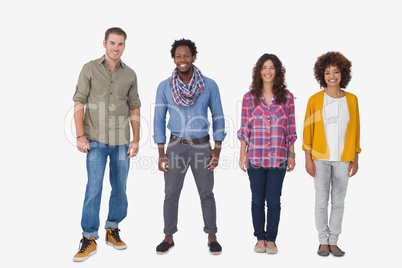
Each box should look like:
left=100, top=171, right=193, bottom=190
left=209, top=81, right=226, bottom=141
left=285, top=93, right=297, bottom=148
left=153, top=83, right=168, bottom=144
left=237, top=94, right=250, bottom=145
left=73, top=64, right=90, bottom=104
left=128, top=72, right=141, bottom=110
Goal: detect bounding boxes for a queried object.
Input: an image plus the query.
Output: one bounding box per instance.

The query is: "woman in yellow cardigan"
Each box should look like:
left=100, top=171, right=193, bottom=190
left=303, top=52, right=361, bottom=257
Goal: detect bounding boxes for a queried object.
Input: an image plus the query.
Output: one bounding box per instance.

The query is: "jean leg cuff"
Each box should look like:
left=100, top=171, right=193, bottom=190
left=83, top=231, right=99, bottom=240
left=105, top=221, right=119, bottom=230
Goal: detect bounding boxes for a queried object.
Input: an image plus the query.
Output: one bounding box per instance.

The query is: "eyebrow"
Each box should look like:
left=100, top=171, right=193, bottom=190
left=109, top=41, right=124, bottom=45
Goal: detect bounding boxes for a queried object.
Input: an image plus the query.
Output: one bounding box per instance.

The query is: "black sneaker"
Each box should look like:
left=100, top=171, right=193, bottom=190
left=156, top=241, right=174, bottom=254
left=208, top=241, right=222, bottom=255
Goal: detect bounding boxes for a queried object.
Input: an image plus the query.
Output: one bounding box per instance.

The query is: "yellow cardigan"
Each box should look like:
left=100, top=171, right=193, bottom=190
left=302, top=90, right=361, bottom=161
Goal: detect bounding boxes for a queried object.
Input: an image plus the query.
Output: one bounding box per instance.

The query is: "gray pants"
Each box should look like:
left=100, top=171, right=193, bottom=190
left=163, top=140, right=217, bottom=235
left=314, top=160, right=350, bottom=245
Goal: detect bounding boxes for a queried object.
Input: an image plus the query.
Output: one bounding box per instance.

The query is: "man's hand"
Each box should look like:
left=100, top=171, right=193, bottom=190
left=158, top=153, right=169, bottom=172
left=127, top=141, right=139, bottom=158
left=77, top=136, right=90, bottom=154
left=207, top=142, right=222, bottom=171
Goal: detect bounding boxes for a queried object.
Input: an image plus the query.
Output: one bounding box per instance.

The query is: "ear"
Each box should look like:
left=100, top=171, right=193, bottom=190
left=192, top=55, right=196, bottom=63
left=103, top=40, right=107, bottom=48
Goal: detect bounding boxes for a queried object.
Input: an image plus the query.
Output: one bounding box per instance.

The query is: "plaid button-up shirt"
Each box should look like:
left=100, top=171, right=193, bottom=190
left=237, top=92, right=297, bottom=167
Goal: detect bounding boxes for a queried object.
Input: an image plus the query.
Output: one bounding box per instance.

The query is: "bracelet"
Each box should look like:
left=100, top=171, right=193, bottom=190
left=288, top=152, right=296, bottom=158
left=77, top=135, right=86, bottom=139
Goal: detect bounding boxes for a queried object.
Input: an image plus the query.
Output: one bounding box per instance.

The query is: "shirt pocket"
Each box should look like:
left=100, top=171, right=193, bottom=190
left=117, top=81, right=132, bottom=98
left=91, top=81, right=106, bottom=94
left=252, top=106, right=266, bottom=119
left=273, top=106, right=287, bottom=120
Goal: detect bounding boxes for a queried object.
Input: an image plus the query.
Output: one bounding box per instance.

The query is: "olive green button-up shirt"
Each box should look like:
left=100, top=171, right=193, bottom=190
left=73, top=56, right=141, bottom=145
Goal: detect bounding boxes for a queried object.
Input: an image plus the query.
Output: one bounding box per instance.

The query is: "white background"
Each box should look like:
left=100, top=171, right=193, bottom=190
left=1, top=0, right=401, bottom=267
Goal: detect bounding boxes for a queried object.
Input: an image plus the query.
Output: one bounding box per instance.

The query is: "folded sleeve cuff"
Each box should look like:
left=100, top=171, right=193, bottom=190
left=129, top=99, right=141, bottom=110
left=237, top=131, right=249, bottom=145
left=153, top=135, right=166, bottom=144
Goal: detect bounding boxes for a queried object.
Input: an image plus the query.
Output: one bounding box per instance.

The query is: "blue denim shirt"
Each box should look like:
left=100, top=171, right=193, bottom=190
left=153, top=76, right=226, bottom=143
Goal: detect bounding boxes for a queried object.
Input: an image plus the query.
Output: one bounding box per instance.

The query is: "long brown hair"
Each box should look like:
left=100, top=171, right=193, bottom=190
left=250, top=53, right=288, bottom=106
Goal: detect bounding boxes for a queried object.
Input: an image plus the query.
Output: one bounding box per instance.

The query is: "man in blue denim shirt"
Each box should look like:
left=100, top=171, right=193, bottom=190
left=153, top=39, right=226, bottom=255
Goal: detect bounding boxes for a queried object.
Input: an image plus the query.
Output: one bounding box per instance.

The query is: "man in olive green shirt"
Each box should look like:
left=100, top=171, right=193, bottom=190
left=72, top=27, right=141, bottom=262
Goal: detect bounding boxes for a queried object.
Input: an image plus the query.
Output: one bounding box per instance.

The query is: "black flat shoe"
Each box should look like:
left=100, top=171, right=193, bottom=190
left=208, top=241, right=222, bottom=255
left=329, top=245, right=345, bottom=257
left=317, top=245, right=330, bottom=257
left=156, top=241, right=174, bottom=254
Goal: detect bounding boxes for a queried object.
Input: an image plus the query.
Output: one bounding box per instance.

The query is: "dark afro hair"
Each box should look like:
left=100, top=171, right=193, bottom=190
left=314, top=51, right=352, bottom=89
left=170, top=38, right=198, bottom=58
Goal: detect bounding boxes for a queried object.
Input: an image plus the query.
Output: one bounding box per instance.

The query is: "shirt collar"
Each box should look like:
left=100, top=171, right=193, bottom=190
left=98, top=55, right=126, bottom=68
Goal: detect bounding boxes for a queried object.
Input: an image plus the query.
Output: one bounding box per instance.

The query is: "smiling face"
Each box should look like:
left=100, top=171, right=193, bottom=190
left=260, top=60, right=276, bottom=84
left=103, top=33, right=125, bottom=62
left=173, top=45, right=196, bottom=75
left=324, top=65, right=342, bottom=88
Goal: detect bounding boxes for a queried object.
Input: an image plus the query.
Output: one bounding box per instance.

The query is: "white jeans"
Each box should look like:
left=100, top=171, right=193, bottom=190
left=313, top=160, right=350, bottom=245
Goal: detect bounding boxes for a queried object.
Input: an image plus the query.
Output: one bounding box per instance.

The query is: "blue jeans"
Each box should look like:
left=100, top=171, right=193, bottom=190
left=247, top=161, right=287, bottom=242
left=81, top=140, right=130, bottom=239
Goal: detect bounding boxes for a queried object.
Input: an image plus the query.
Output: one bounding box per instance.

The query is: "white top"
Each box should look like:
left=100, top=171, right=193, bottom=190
left=322, top=92, right=350, bottom=161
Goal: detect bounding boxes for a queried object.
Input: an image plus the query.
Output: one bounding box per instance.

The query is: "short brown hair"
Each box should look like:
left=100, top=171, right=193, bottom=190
left=314, top=51, right=352, bottom=89
left=104, top=27, right=127, bottom=41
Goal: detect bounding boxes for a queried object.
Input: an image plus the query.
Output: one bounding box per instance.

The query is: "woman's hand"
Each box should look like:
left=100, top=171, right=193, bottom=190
left=349, top=153, right=359, bottom=177
left=287, top=157, right=295, bottom=172
left=239, top=153, right=248, bottom=172
left=305, top=151, right=316, bottom=177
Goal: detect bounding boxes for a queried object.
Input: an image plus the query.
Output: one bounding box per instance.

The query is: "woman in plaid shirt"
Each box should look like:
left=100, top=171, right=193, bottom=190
left=237, top=54, right=297, bottom=254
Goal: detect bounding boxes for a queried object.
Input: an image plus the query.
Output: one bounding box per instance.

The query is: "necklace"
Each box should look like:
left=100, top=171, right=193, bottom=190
left=325, top=89, right=344, bottom=98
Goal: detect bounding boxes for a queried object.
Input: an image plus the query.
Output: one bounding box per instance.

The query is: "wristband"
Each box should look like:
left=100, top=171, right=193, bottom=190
left=77, top=135, right=86, bottom=139
left=288, top=152, right=296, bottom=158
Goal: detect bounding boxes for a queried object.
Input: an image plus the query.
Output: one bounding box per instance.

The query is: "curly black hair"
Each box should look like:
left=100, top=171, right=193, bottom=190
left=250, top=53, right=288, bottom=106
left=170, top=38, right=198, bottom=58
left=314, top=51, right=352, bottom=89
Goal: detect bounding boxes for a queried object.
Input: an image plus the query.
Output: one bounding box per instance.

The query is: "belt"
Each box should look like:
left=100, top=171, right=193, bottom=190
left=170, top=134, right=210, bottom=145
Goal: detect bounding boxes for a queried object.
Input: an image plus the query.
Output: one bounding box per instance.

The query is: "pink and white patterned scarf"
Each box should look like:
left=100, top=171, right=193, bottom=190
left=171, top=65, right=205, bottom=106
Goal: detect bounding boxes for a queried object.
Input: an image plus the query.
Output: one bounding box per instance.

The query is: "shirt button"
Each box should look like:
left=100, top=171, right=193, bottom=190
left=109, top=104, right=116, bottom=111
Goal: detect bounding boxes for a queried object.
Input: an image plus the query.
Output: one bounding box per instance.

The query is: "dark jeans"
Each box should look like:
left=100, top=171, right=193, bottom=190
left=247, top=161, right=287, bottom=242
